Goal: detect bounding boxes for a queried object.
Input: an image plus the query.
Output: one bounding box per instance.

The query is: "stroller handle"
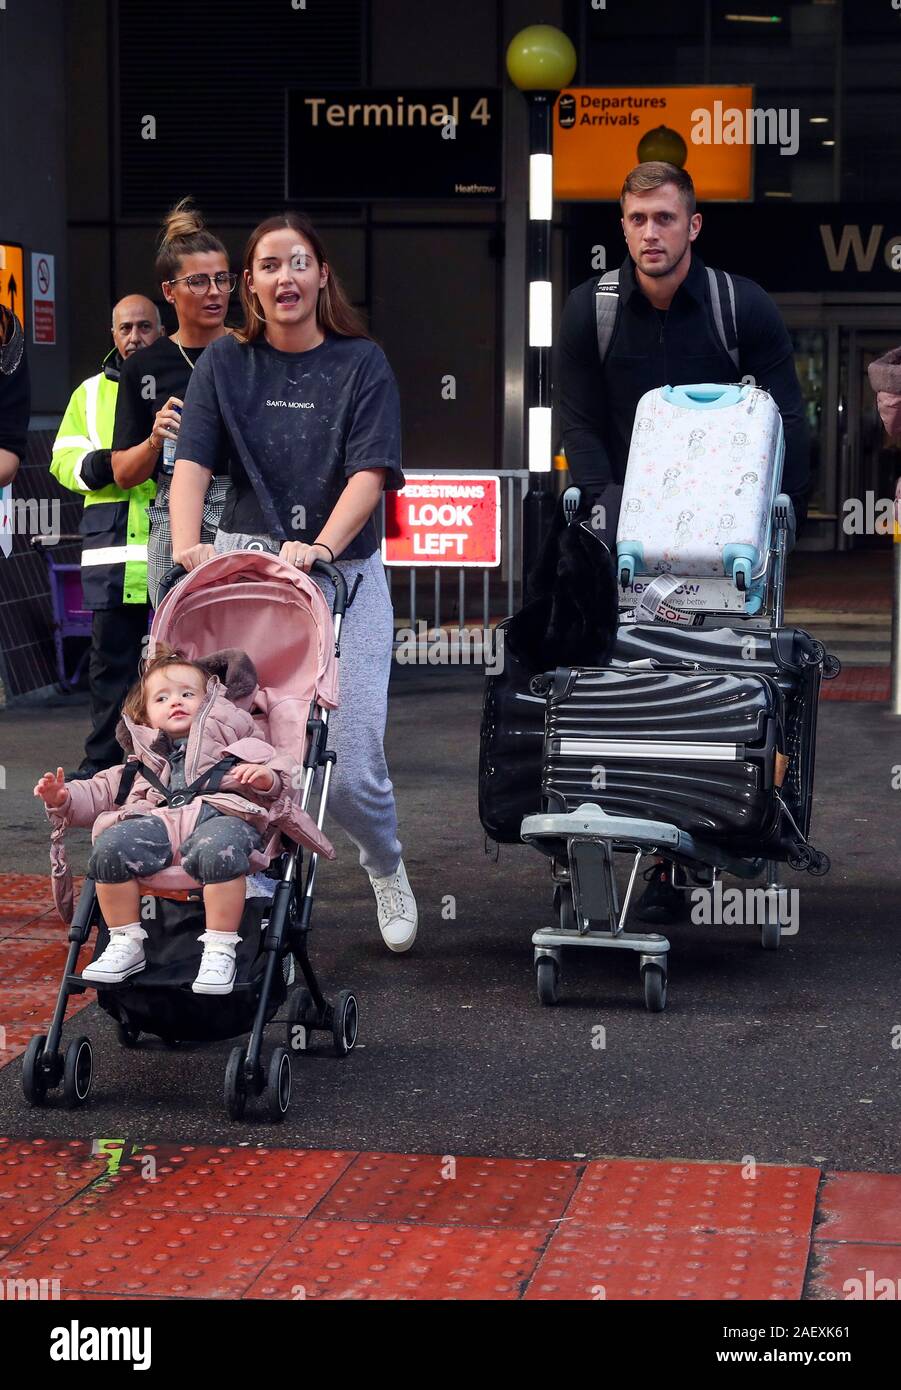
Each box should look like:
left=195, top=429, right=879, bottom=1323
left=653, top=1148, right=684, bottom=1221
left=154, top=556, right=349, bottom=617
left=311, top=558, right=348, bottom=616
left=154, top=563, right=187, bottom=603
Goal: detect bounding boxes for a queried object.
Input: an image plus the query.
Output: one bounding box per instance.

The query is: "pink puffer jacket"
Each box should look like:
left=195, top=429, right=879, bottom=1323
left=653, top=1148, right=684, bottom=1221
left=46, top=673, right=335, bottom=922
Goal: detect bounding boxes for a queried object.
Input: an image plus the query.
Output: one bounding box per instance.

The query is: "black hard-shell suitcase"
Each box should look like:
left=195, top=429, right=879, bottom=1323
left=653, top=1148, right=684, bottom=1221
left=479, top=618, right=825, bottom=851
left=609, top=622, right=825, bottom=843
left=478, top=618, right=546, bottom=843
left=542, top=665, right=783, bottom=847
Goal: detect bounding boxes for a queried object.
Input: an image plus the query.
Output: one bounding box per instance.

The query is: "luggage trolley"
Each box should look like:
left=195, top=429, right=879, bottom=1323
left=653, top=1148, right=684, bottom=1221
left=521, top=481, right=840, bottom=1012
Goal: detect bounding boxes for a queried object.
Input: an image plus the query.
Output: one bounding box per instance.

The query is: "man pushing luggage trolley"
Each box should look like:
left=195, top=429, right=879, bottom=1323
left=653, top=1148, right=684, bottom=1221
left=557, top=160, right=813, bottom=926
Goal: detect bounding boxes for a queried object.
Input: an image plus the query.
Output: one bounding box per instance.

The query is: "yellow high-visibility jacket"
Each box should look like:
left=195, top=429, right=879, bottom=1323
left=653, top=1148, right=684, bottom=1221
left=50, top=363, right=155, bottom=607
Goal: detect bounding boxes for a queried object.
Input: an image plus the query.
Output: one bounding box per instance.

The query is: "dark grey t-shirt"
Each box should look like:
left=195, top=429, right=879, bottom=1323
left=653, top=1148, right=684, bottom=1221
left=177, top=332, right=405, bottom=559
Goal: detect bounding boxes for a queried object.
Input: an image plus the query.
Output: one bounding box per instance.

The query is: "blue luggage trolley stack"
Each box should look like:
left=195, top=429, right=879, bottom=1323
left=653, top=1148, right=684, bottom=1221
left=518, top=384, right=841, bottom=1011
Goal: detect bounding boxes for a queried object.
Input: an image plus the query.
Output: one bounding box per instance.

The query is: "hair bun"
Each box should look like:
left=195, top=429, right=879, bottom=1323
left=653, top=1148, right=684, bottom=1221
left=160, top=197, right=205, bottom=246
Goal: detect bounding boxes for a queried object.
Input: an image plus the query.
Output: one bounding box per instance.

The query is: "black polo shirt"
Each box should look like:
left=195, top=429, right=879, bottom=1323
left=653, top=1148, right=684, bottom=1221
left=557, top=252, right=811, bottom=525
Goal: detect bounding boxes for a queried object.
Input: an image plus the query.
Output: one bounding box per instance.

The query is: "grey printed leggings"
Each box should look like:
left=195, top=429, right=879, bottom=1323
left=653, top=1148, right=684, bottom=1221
left=88, top=811, right=262, bottom=885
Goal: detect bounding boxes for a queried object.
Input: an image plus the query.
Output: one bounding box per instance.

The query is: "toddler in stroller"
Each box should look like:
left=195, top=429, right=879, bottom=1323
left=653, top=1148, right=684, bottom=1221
left=35, top=643, right=305, bottom=995
left=24, top=550, right=354, bottom=1121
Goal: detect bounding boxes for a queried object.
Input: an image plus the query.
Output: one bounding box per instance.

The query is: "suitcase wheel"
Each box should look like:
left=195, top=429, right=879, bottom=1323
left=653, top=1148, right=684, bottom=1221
left=641, top=963, right=667, bottom=1012
left=536, top=957, right=560, bottom=1007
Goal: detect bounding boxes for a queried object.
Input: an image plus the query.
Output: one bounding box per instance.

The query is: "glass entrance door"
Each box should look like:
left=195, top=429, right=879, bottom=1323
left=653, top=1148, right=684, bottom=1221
left=844, top=332, right=901, bottom=551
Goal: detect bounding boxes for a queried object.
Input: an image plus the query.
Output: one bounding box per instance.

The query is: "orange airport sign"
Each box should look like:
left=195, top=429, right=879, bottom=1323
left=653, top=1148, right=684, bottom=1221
left=554, top=87, right=754, bottom=202
left=0, top=242, right=25, bottom=332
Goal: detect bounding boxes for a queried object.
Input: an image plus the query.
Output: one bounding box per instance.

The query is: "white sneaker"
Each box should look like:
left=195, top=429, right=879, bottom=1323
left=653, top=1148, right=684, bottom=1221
left=192, top=932, right=239, bottom=995
left=369, top=859, right=418, bottom=953
left=82, top=927, right=147, bottom=984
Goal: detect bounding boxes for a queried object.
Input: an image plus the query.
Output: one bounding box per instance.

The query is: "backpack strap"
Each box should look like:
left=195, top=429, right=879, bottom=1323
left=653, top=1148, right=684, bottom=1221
left=597, top=264, right=740, bottom=372
left=594, top=270, right=621, bottom=366
left=706, top=267, right=740, bottom=372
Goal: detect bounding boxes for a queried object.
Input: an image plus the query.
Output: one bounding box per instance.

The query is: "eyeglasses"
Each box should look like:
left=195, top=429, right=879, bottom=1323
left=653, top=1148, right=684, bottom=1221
left=166, top=272, right=238, bottom=295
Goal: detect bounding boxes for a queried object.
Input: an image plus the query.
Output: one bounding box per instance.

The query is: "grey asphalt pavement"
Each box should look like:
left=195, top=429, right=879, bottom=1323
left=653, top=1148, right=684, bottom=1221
left=1, top=667, right=899, bottom=1171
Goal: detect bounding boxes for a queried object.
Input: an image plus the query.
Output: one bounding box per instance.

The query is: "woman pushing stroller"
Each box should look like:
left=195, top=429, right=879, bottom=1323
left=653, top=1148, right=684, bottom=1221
left=34, top=644, right=334, bottom=996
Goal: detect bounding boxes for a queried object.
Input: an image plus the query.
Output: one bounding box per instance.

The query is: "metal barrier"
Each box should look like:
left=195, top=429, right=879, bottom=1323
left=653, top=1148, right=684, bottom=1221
left=379, top=470, right=531, bottom=639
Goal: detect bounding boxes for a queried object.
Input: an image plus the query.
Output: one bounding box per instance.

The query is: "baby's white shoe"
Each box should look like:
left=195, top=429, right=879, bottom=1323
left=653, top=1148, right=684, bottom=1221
left=82, top=925, right=148, bottom=984
left=192, top=931, right=239, bottom=995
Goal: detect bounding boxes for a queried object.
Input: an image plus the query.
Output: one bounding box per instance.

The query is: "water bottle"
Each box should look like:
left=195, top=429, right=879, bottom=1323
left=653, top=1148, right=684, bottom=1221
left=161, top=405, right=182, bottom=476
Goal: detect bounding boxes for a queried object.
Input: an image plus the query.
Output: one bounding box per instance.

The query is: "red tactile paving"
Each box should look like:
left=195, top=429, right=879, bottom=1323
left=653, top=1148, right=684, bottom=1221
left=70, top=1146, right=356, bottom=1219
left=313, top=1151, right=580, bottom=1228
left=566, top=1158, right=819, bottom=1238
left=0, top=914, right=66, bottom=941
left=0, top=910, right=93, bottom=1069
left=0, top=1138, right=106, bottom=1256
left=0, top=874, right=56, bottom=908
left=0, top=938, right=70, bottom=988
left=525, top=1227, right=809, bottom=1300
left=813, top=1171, right=901, bottom=1244
left=244, top=1219, right=545, bottom=1300
left=0, top=1205, right=301, bottom=1299
left=819, top=666, right=891, bottom=702
left=6, top=1139, right=901, bottom=1300
left=808, top=1242, right=901, bottom=1301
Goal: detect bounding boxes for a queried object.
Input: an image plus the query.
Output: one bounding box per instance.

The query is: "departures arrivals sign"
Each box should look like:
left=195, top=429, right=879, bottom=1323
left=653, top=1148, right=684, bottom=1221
left=382, top=475, right=501, bottom=567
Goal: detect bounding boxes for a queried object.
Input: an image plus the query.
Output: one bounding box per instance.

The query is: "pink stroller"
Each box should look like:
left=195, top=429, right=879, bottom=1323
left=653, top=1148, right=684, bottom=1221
left=22, top=551, right=356, bottom=1122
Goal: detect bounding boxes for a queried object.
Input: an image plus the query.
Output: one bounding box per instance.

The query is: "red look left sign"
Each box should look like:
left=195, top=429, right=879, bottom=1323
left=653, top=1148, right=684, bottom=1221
left=382, top=474, right=501, bottom=567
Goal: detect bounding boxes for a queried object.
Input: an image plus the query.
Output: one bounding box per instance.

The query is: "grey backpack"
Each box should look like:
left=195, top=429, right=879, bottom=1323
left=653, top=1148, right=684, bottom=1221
left=594, top=266, right=740, bottom=372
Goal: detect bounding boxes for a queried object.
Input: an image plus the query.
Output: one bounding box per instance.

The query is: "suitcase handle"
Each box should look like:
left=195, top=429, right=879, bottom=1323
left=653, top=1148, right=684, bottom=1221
left=661, top=383, right=748, bottom=409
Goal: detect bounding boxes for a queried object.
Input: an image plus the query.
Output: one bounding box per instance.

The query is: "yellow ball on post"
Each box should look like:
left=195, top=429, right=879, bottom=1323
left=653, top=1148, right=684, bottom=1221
left=505, top=24, right=577, bottom=92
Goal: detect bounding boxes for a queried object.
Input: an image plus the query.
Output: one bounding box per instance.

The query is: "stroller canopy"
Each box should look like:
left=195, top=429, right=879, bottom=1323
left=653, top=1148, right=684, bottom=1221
left=150, top=551, right=340, bottom=720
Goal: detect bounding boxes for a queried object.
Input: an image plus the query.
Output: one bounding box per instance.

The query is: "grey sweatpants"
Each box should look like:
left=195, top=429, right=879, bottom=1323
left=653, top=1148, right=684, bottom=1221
left=213, top=533, right=403, bottom=879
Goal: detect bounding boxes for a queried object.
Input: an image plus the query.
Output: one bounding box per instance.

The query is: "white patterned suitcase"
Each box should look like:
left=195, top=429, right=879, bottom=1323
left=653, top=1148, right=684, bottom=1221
left=616, top=383, right=785, bottom=609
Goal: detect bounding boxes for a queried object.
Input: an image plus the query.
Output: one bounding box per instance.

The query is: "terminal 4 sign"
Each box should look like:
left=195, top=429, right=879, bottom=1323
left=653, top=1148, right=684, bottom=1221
left=382, top=475, right=500, bottom=567
left=286, top=88, right=502, bottom=201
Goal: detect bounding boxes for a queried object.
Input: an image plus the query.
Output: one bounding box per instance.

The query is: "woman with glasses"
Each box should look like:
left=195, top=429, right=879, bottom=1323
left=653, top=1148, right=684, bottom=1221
left=166, top=211, right=418, bottom=954
left=111, top=198, right=237, bottom=605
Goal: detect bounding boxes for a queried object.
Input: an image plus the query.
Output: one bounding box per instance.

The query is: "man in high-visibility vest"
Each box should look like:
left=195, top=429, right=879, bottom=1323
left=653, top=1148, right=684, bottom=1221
left=51, top=296, right=162, bottom=775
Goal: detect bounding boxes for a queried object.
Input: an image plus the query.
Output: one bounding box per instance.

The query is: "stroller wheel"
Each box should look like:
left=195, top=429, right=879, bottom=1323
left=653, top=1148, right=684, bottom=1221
left=63, top=1037, right=93, bottom=1108
left=332, top=990, right=358, bottom=1058
left=642, top=964, right=667, bottom=1013
left=265, top=1046, right=292, bottom=1122
left=536, top=957, right=559, bottom=1007
left=760, top=914, right=781, bottom=951
left=116, top=1021, right=141, bottom=1048
left=22, top=1034, right=49, bottom=1106
left=224, top=1045, right=248, bottom=1121
left=287, top=986, right=317, bottom=1053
